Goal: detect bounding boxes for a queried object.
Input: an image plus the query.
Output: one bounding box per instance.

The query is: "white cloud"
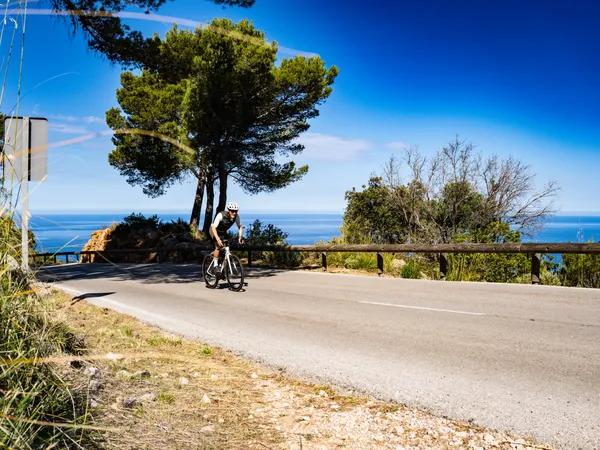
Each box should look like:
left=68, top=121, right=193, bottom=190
left=47, top=114, right=103, bottom=124
left=83, top=116, right=103, bottom=123
left=278, top=46, right=319, bottom=58
left=297, top=133, right=372, bottom=162
left=48, top=114, right=78, bottom=122
left=48, top=122, right=91, bottom=135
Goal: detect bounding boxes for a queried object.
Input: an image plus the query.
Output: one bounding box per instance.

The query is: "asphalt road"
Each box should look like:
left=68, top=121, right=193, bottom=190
left=37, top=263, right=600, bottom=449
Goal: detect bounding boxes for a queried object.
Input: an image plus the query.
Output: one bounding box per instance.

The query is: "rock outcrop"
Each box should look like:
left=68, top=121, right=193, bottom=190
left=80, top=223, right=212, bottom=264
left=80, top=228, right=113, bottom=263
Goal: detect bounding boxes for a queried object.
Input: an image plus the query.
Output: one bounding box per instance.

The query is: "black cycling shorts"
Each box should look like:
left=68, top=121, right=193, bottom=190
left=210, top=231, right=226, bottom=249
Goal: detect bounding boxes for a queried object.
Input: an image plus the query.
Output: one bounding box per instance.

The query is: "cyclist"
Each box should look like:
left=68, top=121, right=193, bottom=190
left=209, top=201, right=244, bottom=271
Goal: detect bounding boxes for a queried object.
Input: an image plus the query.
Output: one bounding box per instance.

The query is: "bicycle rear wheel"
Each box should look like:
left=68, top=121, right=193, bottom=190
left=224, top=254, right=244, bottom=291
left=202, top=254, right=219, bottom=289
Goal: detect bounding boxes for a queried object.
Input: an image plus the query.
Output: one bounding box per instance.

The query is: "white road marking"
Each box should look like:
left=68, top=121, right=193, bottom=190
left=55, top=285, right=198, bottom=329
left=358, top=300, right=486, bottom=316
left=57, top=284, right=485, bottom=318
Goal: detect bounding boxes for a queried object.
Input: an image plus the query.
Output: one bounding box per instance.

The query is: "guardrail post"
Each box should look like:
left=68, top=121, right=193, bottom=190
left=439, top=253, right=447, bottom=280
left=531, top=253, right=541, bottom=285
left=377, top=252, right=384, bottom=277
left=248, top=251, right=252, bottom=266
left=65, top=254, right=69, bottom=264
left=321, top=252, right=327, bottom=271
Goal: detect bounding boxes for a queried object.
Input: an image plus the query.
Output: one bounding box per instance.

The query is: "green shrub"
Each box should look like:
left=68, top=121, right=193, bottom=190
left=1, top=269, right=98, bottom=448
left=160, top=218, right=192, bottom=236
left=241, top=220, right=301, bottom=267
left=559, top=243, right=600, bottom=288
left=401, top=259, right=422, bottom=279
left=116, top=212, right=162, bottom=233
left=344, top=252, right=377, bottom=270
left=0, top=214, right=38, bottom=264
left=0, top=210, right=99, bottom=448
left=541, top=268, right=561, bottom=286
left=340, top=252, right=398, bottom=274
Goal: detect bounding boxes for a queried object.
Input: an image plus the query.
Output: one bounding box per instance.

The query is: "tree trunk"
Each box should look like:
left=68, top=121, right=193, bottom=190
left=202, top=174, right=215, bottom=235
left=216, top=153, right=228, bottom=213
left=190, top=175, right=205, bottom=230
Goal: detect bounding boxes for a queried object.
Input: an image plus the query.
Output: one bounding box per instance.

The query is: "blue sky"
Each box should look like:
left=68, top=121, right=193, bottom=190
left=1, top=0, right=599, bottom=215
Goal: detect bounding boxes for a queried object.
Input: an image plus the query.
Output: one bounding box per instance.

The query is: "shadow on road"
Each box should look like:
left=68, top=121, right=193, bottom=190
left=70, top=291, right=116, bottom=305
left=36, top=263, right=285, bottom=285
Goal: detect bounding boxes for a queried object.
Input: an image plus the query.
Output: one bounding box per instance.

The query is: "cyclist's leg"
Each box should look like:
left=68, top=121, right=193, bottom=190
left=209, top=229, right=221, bottom=259
left=211, top=233, right=225, bottom=267
left=212, top=238, right=220, bottom=259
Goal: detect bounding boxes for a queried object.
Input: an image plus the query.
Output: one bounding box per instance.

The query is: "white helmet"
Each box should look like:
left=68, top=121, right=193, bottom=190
left=227, top=201, right=239, bottom=211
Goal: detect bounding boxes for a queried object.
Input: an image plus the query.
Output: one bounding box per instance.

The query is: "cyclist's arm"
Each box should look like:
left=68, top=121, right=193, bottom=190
left=236, top=215, right=244, bottom=242
left=211, top=213, right=224, bottom=246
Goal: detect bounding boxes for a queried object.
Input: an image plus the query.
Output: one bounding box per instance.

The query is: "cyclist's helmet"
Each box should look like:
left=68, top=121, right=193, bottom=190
left=227, top=201, right=239, bottom=211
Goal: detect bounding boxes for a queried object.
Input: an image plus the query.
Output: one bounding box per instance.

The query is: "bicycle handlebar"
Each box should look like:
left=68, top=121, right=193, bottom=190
left=220, top=238, right=245, bottom=247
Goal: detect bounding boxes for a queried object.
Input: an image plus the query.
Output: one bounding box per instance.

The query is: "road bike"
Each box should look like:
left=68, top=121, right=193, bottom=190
left=202, top=238, right=245, bottom=291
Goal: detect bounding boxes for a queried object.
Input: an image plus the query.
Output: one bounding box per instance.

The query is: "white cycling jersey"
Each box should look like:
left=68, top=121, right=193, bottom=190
left=209, top=211, right=242, bottom=238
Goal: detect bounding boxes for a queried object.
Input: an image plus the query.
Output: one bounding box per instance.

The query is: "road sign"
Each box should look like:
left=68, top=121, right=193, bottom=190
left=2, top=116, right=48, bottom=271
left=3, top=116, right=48, bottom=181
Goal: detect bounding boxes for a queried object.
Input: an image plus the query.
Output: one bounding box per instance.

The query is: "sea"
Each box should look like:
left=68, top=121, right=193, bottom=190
left=24, top=212, right=600, bottom=260
left=28, top=213, right=345, bottom=254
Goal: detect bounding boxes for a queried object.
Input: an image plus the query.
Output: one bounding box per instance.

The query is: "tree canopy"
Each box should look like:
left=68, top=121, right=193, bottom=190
left=106, top=72, right=190, bottom=198
left=49, top=0, right=255, bottom=67
left=106, top=18, right=339, bottom=231
left=342, top=138, right=560, bottom=245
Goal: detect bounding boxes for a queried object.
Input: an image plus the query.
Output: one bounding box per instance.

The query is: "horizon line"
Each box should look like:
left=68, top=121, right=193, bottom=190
left=23, top=209, right=600, bottom=217
left=27, top=209, right=345, bottom=215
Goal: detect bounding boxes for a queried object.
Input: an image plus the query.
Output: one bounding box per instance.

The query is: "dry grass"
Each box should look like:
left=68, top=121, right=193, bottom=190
left=44, top=287, right=553, bottom=450
left=49, top=290, right=287, bottom=449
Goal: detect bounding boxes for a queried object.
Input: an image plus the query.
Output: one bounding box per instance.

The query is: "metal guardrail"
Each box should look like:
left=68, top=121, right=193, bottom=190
left=31, top=242, right=600, bottom=285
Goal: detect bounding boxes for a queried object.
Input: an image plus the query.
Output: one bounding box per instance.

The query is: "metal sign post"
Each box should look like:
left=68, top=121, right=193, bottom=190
left=20, top=118, right=30, bottom=272
left=2, top=116, right=48, bottom=271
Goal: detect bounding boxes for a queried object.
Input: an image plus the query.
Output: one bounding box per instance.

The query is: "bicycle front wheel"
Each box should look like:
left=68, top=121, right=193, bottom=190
left=224, top=254, right=244, bottom=291
left=202, top=254, right=219, bottom=289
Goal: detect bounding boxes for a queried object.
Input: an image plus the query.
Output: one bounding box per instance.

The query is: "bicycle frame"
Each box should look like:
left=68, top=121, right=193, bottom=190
left=207, top=242, right=234, bottom=277
left=203, top=238, right=245, bottom=291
